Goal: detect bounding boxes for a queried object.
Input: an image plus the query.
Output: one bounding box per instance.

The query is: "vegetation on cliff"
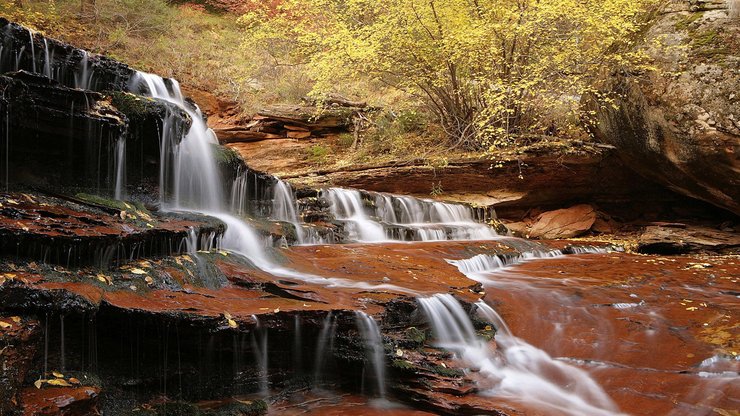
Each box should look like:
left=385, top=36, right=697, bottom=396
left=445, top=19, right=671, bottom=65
left=4, top=0, right=661, bottom=154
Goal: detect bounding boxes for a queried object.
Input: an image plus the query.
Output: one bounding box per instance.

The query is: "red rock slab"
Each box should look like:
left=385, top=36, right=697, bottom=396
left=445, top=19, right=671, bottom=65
left=281, top=240, right=510, bottom=296
left=474, top=252, right=739, bottom=414
left=21, top=386, right=100, bottom=416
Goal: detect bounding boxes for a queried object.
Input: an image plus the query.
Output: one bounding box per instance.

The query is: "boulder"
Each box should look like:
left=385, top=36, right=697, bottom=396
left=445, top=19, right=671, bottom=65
left=529, top=204, right=597, bottom=239
left=637, top=224, right=740, bottom=254
left=585, top=1, right=740, bottom=215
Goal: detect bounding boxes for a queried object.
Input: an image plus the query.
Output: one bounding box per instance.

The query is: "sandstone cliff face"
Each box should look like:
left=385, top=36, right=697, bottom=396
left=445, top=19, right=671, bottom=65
left=587, top=0, right=740, bottom=215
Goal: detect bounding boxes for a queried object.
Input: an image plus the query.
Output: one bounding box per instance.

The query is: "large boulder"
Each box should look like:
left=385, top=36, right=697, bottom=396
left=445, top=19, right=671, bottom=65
left=529, top=204, right=597, bottom=239
left=585, top=0, right=740, bottom=215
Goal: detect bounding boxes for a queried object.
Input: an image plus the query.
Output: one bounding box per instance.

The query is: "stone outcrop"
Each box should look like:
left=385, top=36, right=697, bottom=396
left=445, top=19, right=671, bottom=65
left=216, top=103, right=366, bottom=144
left=586, top=0, right=740, bottom=215
left=528, top=204, right=597, bottom=239
left=0, top=18, right=135, bottom=91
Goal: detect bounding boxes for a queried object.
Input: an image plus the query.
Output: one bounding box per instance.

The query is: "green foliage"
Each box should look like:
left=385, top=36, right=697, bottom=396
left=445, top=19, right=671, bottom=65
left=306, top=144, right=330, bottom=164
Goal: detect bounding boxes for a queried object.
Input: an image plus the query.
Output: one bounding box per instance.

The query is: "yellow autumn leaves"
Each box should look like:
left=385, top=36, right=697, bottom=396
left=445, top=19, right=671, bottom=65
left=241, top=0, right=661, bottom=149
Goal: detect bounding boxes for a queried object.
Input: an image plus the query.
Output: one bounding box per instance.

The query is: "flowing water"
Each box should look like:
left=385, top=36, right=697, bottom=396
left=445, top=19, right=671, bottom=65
left=418, top=294, right=623, bottom=416
left=324, top=187, right=499, bottom=242
left=355, top=311, right=387, bottom=398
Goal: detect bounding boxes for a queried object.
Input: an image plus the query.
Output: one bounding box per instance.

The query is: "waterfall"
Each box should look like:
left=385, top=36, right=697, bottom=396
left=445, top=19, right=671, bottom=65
left=313, top=312, right=336, bottom=386
left=324, top=188, right=386, bottom=241
left=447, top=250, right=563, bottom=276
left=251, top=317, right=269, bottom=395
left=418, top=294, right=623, bottom=416
left=355, top=311, right=387, bottom=398
left=75, top=51, right=93, bottom=90
left=230, top=166, right=250, bottom=215
left=271, top=180, right=306, bottom=244
left=113, top=136, right=126, bottom=200
left=129, top=73, right=223, bottom=211
left=42, top=38, right=52, bottom=78
left=28, top=30, right=36, bottom=73
left=324, top=187, right=499, bottom=242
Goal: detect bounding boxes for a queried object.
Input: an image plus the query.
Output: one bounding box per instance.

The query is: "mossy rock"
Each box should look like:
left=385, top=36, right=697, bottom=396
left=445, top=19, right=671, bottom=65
left=151, top=402, right=201, bottom=416
left=204, top=400, right=268, bottom=416
left=428, top=365, right=464, bottom=378
left=392, top=359, right=416, bottom=371
left=404, top=327, right=426, bottom=346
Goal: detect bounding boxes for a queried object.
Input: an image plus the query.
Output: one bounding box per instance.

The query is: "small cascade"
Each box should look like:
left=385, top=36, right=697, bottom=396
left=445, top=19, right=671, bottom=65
left=447, top=250, right=563, bottom=276
left=230, top=166, right=251, bottom=216
left=313, top=312, right=336, bottom=386
left=75, top=51, right=93, bottom=90
left=418, top=294, right=623, bottom=416
left=323, top=187, right=499, bottom=242
left=271, top=180, right=306, bottom=243
left=355, top=312, right=387, bottom=398
left=113, top=136, right=126, bottom=200
left=251, top=316, right=269, bottom=395
left=323, top=188, right=386, bottom=241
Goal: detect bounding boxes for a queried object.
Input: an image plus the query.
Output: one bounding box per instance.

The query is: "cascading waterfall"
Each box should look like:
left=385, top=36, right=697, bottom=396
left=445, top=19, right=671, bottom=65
left=324, top=188, right=386, bottom=241
left=271, top=180, right=306, bottom=243
left=447, top=249, right=563, bottom=276
left=355, top=311, right=387, bottom=398
left=129, top=72, right=223, bottom=211
left=418, top=294, right=623, bottom=416
left=313, top=312, right=336, bottom=386
left=324, top=187, right=500, bottom=242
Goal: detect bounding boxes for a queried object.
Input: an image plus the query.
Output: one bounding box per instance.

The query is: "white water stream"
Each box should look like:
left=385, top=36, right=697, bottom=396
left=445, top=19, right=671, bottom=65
left=419, top=294, right=624, bottom=416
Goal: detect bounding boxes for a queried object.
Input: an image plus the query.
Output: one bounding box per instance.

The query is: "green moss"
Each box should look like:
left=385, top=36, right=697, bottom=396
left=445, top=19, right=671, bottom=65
left=674, top=12, right=702, bottom=31
left=392, top=359, right=416, bottom=370
left=429, top=365, right=464, bottom=378
left=152, top=402, right=201, bottom=416
left=75, top=192, right=130, bottom=211
left=691, top=29, right=719, bottom=48
left=404, top=327, right=426, bottom=345
left=212, top=145, right=242, bottom=167
left=204, top=400, right=268, bottom=416
left=109, top=91, right=162, bottom=121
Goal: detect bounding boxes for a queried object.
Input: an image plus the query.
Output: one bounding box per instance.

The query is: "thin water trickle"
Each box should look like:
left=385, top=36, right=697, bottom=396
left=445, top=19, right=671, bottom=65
left=60, top=315, right=65, bottom=371
left=114, top=136, right=126, bottom=199
left=313, top=312, right=335, bottom=386
left=355, top=311, right=387, bottom=398
left=251, top=317, right=269, bottom=395
left=28, top=29, right=36, bottom=73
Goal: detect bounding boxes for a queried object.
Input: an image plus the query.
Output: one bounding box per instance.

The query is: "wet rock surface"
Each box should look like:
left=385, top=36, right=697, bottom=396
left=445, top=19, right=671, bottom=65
left=0, top=192, right=224, bottom=268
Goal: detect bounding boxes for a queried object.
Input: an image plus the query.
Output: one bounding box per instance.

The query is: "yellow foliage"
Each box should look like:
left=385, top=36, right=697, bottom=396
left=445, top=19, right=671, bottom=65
left=242, top=0, right=661, bottom=149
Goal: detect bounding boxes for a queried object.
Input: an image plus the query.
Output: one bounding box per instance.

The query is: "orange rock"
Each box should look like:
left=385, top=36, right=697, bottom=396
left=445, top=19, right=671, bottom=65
left=529, top=204, right=596, bottom=239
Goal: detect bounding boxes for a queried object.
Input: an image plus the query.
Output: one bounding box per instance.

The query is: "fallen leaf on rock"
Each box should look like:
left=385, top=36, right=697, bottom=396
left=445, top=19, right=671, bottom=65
left=34, top=379, right=45, bottom=389
left=129, top=285, right=138, bottom=291
left=227, top=319, right=238, bottom=329
left=52, top=371, right=64, bottom=378
left=10, top=316, right=21, bottom=323
left=47, top=379, right=72, bottom=387
left=273, top=308, right=280, bottom=313
left=223, top=312, right=233, bottom=320
left=0, top=321, right=12, bottom=329
left=485, top=325, right=493, bottom=331
left=69, top=377, right=81, bottom=385
left=396, top=349, right=404, bottom=357
left=130, top=268, right=147, bottom=275
left=120, top=210, right=127, bottom=220
left=144, top=276, right=154, bottom=286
